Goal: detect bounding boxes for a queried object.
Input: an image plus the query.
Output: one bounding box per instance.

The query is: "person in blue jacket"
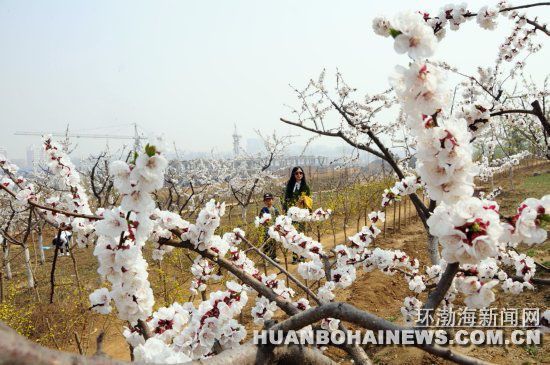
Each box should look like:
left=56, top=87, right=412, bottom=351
left=259, top=193, right=280, bottom=262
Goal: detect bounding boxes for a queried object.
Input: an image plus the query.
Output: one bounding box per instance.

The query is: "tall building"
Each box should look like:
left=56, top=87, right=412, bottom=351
left=232, top=124, right=242, bottom=156
left=26, top=144, right=46, bottom=172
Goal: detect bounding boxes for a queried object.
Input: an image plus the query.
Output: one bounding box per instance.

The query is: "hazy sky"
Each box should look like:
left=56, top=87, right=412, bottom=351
left=0, top=0, right=548, bottom=159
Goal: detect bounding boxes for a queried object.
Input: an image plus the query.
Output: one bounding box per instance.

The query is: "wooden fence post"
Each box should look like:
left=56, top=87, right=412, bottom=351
left=408, top=197, right=411, bottom=225
left=383, top=207, right=387, bottom=237
left=405, top=197, right=408, bottom=226
left=392, top=203, right=397, bottom=234
left=398, top=200, right=402, bottom=231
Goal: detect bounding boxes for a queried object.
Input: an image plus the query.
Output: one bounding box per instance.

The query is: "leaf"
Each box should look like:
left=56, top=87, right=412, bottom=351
left=145, top=144, right=157, bottom=157
left=389, top=28, right=402, bottom=38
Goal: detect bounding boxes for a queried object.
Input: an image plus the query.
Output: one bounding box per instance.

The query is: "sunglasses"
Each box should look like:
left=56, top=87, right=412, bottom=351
left=295, top=171, right=303, bottom=175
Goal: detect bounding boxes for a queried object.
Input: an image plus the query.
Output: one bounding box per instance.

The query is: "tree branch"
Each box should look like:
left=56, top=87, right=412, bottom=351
left=0, top=318, right=338, bottom=365
left=271, top=302, right=494, bottom=365
left=422, top=263, right=460, bottom=311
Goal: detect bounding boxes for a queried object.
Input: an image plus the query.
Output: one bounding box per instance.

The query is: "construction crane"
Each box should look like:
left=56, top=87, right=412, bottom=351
left=15, top=123, right=142, bottom=152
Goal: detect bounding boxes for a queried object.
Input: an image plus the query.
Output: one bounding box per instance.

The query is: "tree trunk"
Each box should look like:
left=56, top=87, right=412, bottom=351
left=38, top=232, right=45, bottom=265
left=2, top=241, right=11, bottom=280
left=427, top=234, right=441, bottom=265
left=49, top=245, right=60, bottom=303
left=240, top=206, right=247, bottom=223
left=23, top=246, right=35, bottom=288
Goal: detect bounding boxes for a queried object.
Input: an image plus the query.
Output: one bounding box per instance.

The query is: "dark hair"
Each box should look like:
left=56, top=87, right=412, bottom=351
left=285, top=166, right=308, bottom=197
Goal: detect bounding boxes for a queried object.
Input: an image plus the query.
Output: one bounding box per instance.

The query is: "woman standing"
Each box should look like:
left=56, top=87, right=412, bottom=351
left=283, top=166, right=311, bottom=212
left=283, top=166, right=312, bottom=264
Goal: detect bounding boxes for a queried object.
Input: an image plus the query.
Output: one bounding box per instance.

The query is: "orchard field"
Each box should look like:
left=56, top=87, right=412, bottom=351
left=2, top=159, right=549, bottom=364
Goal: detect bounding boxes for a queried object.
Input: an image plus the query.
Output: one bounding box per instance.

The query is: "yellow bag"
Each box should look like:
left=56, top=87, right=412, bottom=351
left=298, top=193, right=313, bottom=210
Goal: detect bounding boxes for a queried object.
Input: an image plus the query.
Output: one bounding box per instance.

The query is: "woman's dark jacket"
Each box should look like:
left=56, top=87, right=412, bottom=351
left=283, top=183, right=311, bottom=212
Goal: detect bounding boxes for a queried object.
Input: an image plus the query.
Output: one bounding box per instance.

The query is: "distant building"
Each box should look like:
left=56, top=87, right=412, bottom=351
left=232, top=124, right=242, bottom=156
left=26, top=145, right=34, bottom=167
left=26, top=144, right=46, bottom=172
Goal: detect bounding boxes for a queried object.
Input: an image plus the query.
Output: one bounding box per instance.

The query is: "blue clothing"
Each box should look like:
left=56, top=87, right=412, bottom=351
left=259, top=206, right=280, bottom=217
